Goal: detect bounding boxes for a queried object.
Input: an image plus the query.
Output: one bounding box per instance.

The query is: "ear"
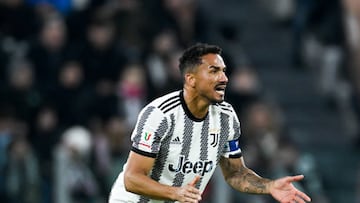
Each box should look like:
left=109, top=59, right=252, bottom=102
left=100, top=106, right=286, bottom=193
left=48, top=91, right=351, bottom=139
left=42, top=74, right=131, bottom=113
left=185, top=73, right=196, bottom=88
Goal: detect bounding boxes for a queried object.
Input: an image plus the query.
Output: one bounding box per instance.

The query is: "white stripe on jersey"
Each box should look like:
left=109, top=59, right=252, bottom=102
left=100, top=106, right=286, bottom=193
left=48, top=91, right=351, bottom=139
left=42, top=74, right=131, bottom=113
left=109, top=90, right=242, bottom=203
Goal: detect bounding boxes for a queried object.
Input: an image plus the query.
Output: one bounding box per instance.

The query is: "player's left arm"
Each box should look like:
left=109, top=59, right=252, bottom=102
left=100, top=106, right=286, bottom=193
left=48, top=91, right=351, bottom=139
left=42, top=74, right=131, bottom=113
left=219, top=157, right=311, bottom=202
left=219, top=156, right=271, bottom=194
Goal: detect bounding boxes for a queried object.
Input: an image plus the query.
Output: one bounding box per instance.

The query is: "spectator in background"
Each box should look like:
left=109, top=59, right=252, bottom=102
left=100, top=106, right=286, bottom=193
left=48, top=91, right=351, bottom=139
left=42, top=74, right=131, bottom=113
left=87, top=117, right=113, bottom=202
left=117, top=63, right=147, bottom=127
left=81, top=12, right=127, bottom=88
left=2, top=60, right=42, bottom=124
left=145, top=28, right=182, bottom=99
left=241, top=101, right=285, bottom=175
left=30, top=105, right=61, bottom=203
left=159, top=0, right=209, bottom=47
left=81, top=16, right=128, bottom=120
left=52, top=60, right=92, bottom=127
left=226, top=66, right=263, bottom=120
left=26, top=13, right=76, bottom=95
left=4, top=122, right=40, bottom=203
left=101, top=116, right=130, bottom=166
left=164, top=49, right=185, bottom=92
left=110, top=0, right=153, bottom=60
left=54, top=126, right=99, bottom=203
left=293, top=0, right=346, bottom=102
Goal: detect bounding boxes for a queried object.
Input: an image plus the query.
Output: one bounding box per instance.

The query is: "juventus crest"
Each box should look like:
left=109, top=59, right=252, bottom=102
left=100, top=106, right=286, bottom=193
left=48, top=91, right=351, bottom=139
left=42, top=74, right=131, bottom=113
left=210, top=133, right=219, bottom=147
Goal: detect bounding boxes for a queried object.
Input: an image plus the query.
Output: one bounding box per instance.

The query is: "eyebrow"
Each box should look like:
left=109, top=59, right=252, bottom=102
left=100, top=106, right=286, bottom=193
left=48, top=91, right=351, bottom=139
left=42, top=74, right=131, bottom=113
left=209, top=65, right=226, bottom=71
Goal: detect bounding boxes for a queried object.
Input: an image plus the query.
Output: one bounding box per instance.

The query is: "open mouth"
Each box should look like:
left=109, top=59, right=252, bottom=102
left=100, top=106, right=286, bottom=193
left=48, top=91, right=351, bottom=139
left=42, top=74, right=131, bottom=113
left=215, top=85, right=226, bottom=94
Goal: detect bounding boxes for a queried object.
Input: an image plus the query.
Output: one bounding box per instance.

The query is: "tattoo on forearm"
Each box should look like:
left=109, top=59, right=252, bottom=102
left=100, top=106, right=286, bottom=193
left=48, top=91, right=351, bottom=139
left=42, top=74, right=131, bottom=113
left=221, top=158, right=271, bottom=194
left=242, top=172, right=267, bottom=193
left=230, top=170, right=271, bottom=194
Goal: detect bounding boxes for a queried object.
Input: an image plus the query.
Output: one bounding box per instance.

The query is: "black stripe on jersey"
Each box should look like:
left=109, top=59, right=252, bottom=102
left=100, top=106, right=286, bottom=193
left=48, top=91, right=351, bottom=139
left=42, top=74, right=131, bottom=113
left=172, top=113, right=194, bottom=187
left=218, top=102, right=231, bottom=108
left=220, top=107, right=233, bottom=112
left=160, top=98, right=180, bottom=111
left=137, top=196, right=149, bottom=203
left=131, top=147, right=157, bottom=158
left=150, top=114, right=175, bottom=182
left=214, top=103, right=233, bottom=113
left=217, top=112, right=230, bottom=163
left=197, top=115, right=210, bottom=188
left=132, top=106, right=155, bottom=149
left=200, top=116, right=209, bottom=160
left=163, top=101, right=181, bottom=114
left=233, top=116, right=241, bottom=139
left=151, top=117, right=168, bottom=152
left=229, top=153, right=242, bottom=158
left=158, top=95, right=179, bottom=109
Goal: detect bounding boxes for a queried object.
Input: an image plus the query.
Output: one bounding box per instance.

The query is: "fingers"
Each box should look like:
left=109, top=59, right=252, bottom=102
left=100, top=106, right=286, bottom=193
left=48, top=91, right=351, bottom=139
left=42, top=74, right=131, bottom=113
left=290, top=193, right=311, bottom=203
left=296, top=190, right=311, bottom=202
left=285, top=175, right=311, bottom=202
left=286, top=191, right=311, bottom=203
left=179, top=186, right=201, bottom=203
left=188, top=176, right=202, bottom=201
left=185, top=188, right=202, bottom=202
left=177, top=176, right=202, bottom=203
left=282, top=193, right=311, bottom=203
left=286, top=175, right=304, bottom=183
left=188, top=175, right=201, bottom=186
left=294, top=194, right=307, bottom=203
left=286, top=175, right=311, bottom=202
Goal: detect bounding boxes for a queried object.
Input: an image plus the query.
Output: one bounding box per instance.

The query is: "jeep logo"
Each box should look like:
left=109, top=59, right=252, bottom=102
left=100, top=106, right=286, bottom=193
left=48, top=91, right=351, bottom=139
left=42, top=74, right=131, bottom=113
left=168, top=155, right=213, bottom=176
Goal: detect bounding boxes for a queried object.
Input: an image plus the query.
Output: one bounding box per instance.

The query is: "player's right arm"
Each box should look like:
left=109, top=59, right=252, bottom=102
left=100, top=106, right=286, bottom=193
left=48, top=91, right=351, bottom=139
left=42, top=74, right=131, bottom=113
left=124, top=151, right=202, bottom=203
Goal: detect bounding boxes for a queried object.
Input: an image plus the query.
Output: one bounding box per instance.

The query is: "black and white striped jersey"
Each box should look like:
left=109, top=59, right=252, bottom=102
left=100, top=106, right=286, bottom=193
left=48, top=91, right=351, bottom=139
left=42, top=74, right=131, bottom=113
left=109, top=90, right=242, bottom=203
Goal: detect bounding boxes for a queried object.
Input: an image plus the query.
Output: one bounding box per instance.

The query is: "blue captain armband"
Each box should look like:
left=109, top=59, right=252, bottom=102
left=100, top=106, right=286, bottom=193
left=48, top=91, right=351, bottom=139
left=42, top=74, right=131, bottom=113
left=222, top=139, right=242, bottom=158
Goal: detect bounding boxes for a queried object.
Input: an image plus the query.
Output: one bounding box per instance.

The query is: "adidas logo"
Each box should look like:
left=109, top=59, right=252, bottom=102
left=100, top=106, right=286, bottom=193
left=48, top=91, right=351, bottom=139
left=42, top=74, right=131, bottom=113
left=170, top=136, right=182, bottom=145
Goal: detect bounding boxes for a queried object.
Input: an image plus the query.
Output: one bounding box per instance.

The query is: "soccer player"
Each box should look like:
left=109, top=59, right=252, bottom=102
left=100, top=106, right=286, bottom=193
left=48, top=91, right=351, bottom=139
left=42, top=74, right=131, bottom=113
left=108, top=43, right=311, bottom=203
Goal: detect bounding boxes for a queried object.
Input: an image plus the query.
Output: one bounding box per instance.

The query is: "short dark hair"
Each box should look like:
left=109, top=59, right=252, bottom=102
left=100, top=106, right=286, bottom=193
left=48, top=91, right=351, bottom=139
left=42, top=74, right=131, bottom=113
left=179, top=43, right=222, bottom=76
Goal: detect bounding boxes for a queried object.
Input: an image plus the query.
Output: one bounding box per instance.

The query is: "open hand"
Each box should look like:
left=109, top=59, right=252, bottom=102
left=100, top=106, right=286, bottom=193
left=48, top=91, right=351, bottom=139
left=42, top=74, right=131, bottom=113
left=270, top=175, right=311, bottom=203
left=176, top=176, right=202, bottom=203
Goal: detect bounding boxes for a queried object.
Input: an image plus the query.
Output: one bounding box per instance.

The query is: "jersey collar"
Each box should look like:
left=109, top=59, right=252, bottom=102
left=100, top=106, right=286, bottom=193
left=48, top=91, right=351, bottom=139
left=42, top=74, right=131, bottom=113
left=179, top=90, right=208, bottom=122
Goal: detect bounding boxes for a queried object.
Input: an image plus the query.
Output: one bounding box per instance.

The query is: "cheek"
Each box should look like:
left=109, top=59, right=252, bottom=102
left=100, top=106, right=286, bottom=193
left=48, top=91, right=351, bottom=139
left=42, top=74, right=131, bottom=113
left=197, top=79, right=214, bottom=92
left=198, top=72, right=213, bottom=82
left=194, top=72, right=215, bottom=89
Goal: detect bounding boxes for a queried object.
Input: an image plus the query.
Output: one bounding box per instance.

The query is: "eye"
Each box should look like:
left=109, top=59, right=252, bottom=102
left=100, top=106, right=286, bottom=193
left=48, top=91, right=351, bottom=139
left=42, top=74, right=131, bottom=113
left=210, top=69, right=217, bottom=73
left=209, top=66, right=220, bottom=73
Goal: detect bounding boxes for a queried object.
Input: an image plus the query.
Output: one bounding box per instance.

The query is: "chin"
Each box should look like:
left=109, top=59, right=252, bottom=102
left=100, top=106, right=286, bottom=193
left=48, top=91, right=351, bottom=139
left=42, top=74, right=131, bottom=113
left=205, top=92, right=225, bottom=104
left=211, top=97, right=224, bottom=104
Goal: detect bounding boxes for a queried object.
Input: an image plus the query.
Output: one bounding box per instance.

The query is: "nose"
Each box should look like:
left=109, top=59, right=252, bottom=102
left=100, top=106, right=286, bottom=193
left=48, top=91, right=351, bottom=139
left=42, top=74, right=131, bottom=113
left=220, top=71, right=228, bottom=83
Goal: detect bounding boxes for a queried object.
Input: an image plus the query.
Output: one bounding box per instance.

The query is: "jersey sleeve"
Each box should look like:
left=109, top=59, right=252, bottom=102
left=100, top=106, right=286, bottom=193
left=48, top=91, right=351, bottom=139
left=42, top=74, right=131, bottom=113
left=222, top=106, right=242, bottom=158
left=130, top=105, right=169, bottom=158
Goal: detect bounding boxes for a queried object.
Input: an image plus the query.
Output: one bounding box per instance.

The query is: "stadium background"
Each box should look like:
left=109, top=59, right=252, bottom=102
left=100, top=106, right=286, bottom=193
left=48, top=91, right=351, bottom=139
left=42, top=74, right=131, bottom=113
left=0, top=0, right=359, bottom=202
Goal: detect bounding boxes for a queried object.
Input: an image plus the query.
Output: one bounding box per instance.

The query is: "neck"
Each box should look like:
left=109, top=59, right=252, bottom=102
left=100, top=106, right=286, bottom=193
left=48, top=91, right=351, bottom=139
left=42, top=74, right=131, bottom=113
left=182, top=87, right=210, bottom=120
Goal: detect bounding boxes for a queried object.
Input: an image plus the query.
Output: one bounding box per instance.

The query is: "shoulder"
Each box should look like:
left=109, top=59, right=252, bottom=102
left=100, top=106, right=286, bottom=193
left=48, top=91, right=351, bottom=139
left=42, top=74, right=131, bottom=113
left=212, top=101, right=236, bottom=115
left=145, top=91, right=182, bottom=115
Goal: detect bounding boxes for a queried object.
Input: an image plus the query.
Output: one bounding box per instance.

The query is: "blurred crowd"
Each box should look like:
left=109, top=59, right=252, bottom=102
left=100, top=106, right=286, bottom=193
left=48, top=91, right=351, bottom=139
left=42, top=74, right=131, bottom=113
left=291, top=0, right=360, bottom=145
left=0, top=0, right=359, bottom=203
